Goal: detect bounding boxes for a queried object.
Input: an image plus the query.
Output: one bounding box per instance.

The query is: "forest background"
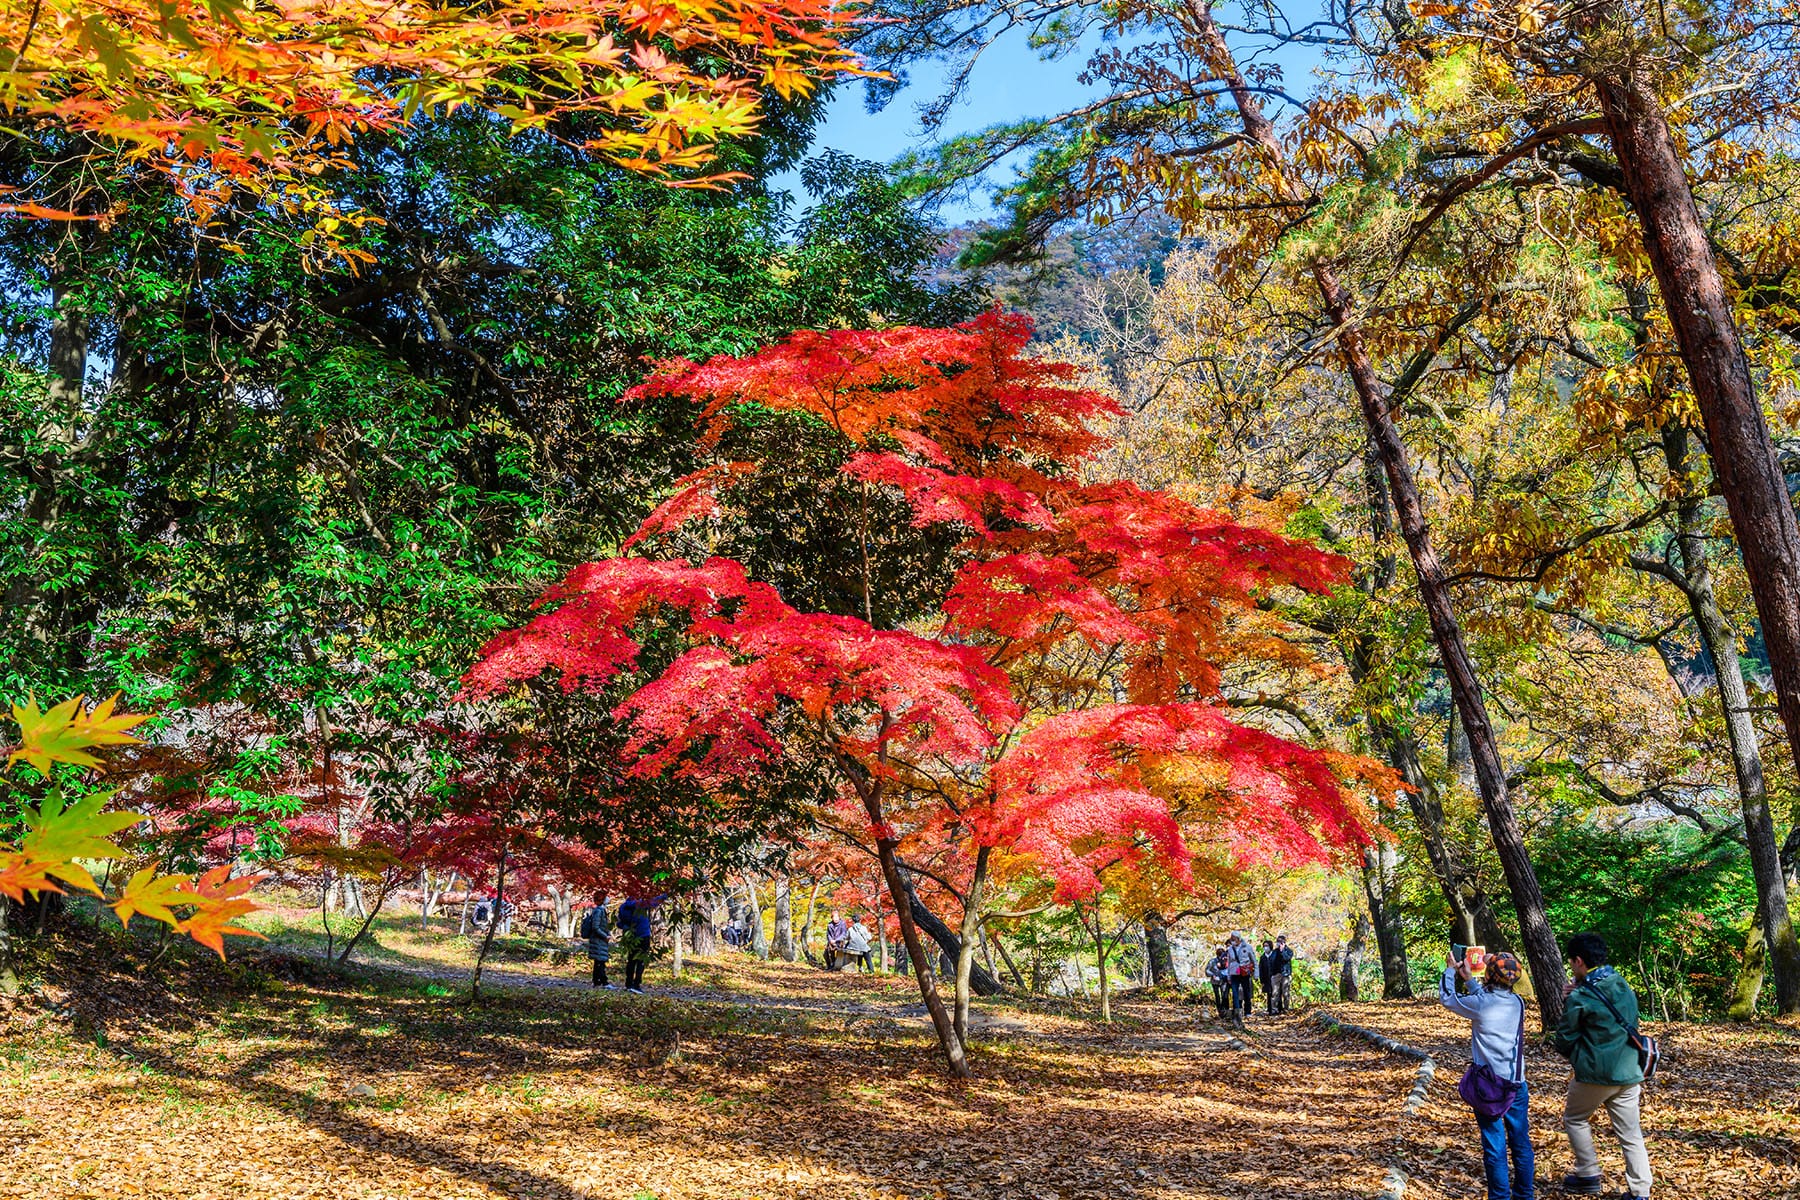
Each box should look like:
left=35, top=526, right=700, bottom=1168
left=2, top=0, right=1798, bottom=1063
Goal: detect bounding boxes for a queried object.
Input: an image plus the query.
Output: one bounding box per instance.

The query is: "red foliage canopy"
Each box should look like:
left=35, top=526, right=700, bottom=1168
left=471, top=311, right=1386, bottom=903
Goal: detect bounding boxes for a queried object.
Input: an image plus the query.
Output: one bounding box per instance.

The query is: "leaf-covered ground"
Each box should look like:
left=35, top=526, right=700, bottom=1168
left=1, top=924, right=1795, bottom=1200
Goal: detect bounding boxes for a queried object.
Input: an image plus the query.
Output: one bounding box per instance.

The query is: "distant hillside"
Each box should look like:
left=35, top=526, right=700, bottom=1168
left=930, top=211, right=1191, bottom=344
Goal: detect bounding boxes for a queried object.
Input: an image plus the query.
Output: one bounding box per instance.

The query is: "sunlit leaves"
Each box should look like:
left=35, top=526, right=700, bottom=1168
left=0, top=0, right=865, bottom=255
left=6, top=692, right=148, bottom=776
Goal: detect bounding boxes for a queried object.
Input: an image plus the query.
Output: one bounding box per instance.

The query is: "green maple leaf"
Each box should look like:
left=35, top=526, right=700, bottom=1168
left=17, top=788, right=146, bottom=895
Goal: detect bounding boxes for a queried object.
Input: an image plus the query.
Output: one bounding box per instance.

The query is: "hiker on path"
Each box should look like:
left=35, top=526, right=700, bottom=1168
left=1553, top=932, right=1652, bottom=1200
left=1441, top=949, right=1533, bottom=1200
left=1272, top=935, right=1294, bottom=1014
left=1258, top=939, right=1278, bottom=1015
left=581, top=893, right=615, bottom=989
left=1206, top=948, right=1230, bottom=1018
left=1225, top=933, right=1255, bottom=1017
left=617, top=893, right=666, bottom=993
left=844, top=915, right=874, bottom=973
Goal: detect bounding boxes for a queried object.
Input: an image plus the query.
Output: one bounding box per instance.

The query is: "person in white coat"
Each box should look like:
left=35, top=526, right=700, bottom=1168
left=844, top=916, right=874, bottom=973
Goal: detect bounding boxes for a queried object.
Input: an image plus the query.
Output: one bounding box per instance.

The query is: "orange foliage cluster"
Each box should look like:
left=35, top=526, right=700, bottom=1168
left=0, top=0, right=862, bottom=246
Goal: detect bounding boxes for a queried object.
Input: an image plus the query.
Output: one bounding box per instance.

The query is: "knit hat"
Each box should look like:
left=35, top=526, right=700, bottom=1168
left=1485, top=951, right=1523, bottom=985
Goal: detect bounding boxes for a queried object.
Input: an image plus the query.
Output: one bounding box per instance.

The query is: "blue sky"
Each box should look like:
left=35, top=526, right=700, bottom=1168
left=776, top=30, right=1111, bottom=222
left=776, top=17, right=1329, bottom=223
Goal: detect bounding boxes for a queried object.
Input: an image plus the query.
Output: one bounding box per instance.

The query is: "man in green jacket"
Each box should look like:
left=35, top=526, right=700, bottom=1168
left=1552, top=932, right=1651, bottom=1199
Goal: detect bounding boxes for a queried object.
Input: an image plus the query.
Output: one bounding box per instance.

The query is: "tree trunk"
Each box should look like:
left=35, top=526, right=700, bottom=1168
left=744, top=873, right=769, bottom=959
left=469, top=846, right=508, bottom=1000
left=989, top=928, right=1027, bottom=990
left=1729, top=908, right=1767, bottom=1021
left=1144, top=910, right=1176, bottom=987
left=551, top=886, right=576, bottom=938
left=952, top=846, right=991, bottom=1045
left=1185, top=0, right=1567, bottom=1025
left=772, top=875, right=796, bottom=962
left=1363, top=843, right=1413, bottom=999
left=875, top=888, right=889, bottom=973
left=1592, top=62, right=1800, bottom=932
left=899, top=872, right=1004, bottom=996
left=1351, top=639, right=1508, bottom=951
left=689, top=892, right=720, bottom=958
left=672, top=921, right=684, bottom=980
left=1651, top=424, right=1800, bottom=1014
left=796, top=879, right=822, bottom=964
left=336, top=872, right=397, bottom=965
left=1340, top=912, right=1369, bottom=1002
left=1091, top=910, right=1112, bottom=1023
left=422, top=870, right=456, bottom=930
left=860, top=789, right=967, bottom=1077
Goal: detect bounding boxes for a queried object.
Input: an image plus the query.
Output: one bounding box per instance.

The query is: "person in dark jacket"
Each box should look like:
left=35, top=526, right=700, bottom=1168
left=1257, top=940, right=1278, bottom=1014
left=618, top=894, right=666, bottom=993
left=1224, top=932, right=1255, bottom=1018
left=1552, top=932, right=1651, bottom=1199
left=1271, top=935, right=1294, bottom=1014
left=580, top=892, right=614, bottom=988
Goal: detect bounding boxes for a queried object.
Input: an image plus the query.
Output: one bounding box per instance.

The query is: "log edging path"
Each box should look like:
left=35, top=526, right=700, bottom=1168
left=1309, top=1009, right=1436, bottom=1200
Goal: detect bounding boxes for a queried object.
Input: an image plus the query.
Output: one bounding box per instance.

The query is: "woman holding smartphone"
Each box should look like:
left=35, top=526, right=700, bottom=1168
left=1441, top=948, right=1535, bottom=1200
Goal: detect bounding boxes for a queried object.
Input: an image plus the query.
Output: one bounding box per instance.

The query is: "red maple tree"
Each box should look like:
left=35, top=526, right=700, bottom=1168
left=467, top=310, right=1390, bottom=1075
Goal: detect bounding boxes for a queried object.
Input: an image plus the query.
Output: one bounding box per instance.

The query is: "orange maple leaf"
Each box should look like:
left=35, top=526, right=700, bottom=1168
left=174, top=864, right=267, bottom=958
left=0, top=850, right=61, bottom=903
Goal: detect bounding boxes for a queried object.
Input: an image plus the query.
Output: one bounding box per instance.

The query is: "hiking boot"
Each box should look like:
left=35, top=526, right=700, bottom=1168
left=1560, top=1174, right=1603, bottom=1195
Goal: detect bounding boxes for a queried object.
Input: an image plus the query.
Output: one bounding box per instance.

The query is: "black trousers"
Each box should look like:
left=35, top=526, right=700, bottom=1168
left=591, top=959, right=608, bottom=987
left=1211, top=982, right=1228, bottom=1016
left=626, top=952, right=648, bottom=990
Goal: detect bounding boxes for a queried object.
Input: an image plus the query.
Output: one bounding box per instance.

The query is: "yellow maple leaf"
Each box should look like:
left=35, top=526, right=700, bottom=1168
left=6, top=693, right=149, bottom=776
left=111, top=863, right=195, bottom=930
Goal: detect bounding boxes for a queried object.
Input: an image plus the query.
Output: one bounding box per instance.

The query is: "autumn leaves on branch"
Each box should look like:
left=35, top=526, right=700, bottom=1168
left=0, top=0, right=863, bottom=260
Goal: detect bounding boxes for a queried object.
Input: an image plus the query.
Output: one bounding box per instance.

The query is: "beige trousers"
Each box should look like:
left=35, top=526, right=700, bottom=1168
left=1563, top=1081, right=1652, bottom=1197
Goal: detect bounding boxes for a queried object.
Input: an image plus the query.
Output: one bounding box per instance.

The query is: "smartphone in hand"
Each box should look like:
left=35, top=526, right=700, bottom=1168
left=1451, top=942, right=1468, bottom=965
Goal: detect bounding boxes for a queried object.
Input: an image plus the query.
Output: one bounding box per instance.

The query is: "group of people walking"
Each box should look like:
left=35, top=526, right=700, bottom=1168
left=579, top=892, right=664, bottom=993
left=1204, top=932, right=1292, bottom=1018
left=1441, top=932, right=1654, bottom=1200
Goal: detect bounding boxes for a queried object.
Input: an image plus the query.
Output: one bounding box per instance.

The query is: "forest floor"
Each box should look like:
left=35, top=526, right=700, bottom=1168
left=1, top=912, right=1796, bottom=1200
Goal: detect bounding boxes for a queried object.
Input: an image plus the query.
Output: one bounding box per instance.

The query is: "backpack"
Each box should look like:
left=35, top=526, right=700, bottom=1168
left=579, top=908, right=600, bottom=940
left=1457, top=992, right=1525, bottom=1120
left=1580, top=977, right=1661, bottom=1082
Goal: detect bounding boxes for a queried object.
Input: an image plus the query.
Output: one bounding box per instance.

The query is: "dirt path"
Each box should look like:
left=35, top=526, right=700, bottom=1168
left=292, top=938, right=1239, bottom=1052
